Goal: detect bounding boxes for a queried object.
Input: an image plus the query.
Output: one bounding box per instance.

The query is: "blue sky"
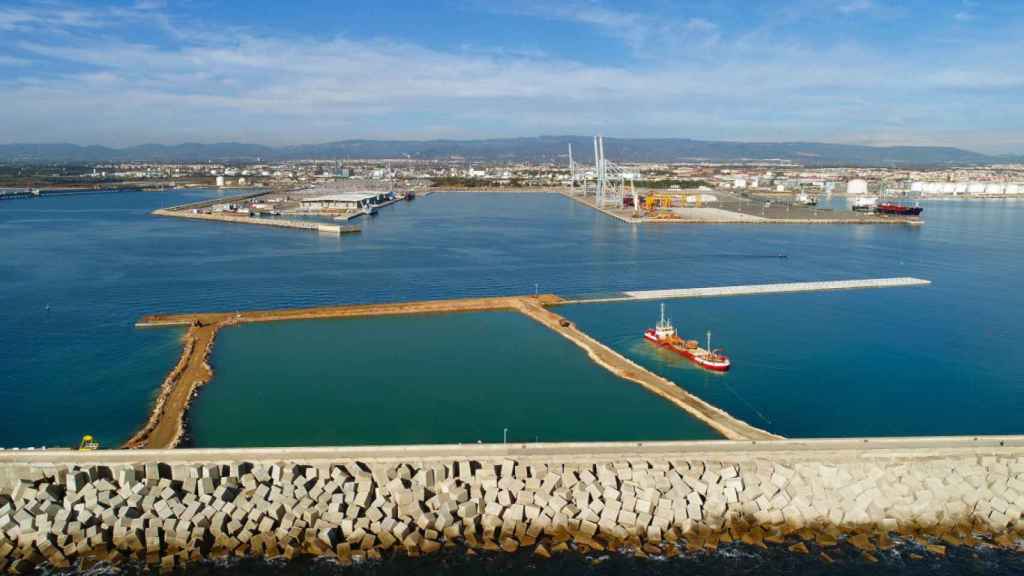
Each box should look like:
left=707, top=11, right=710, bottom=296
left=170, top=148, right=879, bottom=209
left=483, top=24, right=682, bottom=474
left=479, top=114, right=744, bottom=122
left=2, top=0, right=1023, bottom=152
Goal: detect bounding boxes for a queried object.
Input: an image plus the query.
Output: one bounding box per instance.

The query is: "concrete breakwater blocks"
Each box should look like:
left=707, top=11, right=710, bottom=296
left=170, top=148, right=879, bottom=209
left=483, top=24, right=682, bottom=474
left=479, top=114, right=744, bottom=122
left=1, top=439, right=1023, bottom=571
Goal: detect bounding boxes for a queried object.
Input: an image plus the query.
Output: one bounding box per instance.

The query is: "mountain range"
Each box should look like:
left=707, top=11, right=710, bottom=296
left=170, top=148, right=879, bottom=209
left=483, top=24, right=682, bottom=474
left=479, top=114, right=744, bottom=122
left=0, top=136, right=1017, bottom=166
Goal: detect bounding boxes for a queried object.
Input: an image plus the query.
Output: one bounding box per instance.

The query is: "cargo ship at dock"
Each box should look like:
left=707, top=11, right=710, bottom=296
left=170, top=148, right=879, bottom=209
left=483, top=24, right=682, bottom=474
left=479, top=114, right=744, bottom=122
left=876, top=202, right=923, bottom=216
left=644, top=304, right=730, bottom=372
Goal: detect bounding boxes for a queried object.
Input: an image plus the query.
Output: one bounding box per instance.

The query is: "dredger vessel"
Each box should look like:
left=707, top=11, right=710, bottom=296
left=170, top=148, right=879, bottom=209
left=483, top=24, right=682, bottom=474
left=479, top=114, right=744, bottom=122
left=644, top=303, right=731, bottom=372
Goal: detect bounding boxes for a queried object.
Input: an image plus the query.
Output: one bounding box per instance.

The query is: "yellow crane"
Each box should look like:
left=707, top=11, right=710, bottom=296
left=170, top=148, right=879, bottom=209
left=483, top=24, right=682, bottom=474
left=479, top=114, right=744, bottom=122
left=644, top=194, right=674, bottom=211
left=79, top=435, right=99, bottom=451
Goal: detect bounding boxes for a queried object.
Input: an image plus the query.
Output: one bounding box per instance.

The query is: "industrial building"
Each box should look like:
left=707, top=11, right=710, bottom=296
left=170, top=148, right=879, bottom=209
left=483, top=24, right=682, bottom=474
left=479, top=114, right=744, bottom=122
left=846, top=179, right=869, bottom=195
left=299, top=192, right=390, bottom=211
left=911, top=181, right=1023, bottom=196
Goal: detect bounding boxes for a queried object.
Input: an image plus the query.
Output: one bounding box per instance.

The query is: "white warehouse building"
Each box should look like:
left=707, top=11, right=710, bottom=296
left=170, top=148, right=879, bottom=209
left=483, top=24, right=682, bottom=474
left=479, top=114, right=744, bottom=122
left=300, top=192, right=390, bottom=211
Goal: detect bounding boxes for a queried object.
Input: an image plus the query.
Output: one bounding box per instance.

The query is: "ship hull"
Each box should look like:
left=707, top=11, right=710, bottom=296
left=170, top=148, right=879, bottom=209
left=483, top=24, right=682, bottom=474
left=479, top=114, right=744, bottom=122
left=644, top=330, right=730, bottom=372
left=876, top=203, right=923, bottom=216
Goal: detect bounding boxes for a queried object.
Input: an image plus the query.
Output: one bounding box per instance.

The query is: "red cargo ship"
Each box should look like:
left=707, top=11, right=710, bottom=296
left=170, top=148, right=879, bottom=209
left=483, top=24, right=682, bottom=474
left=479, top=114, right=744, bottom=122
left=876, top=202, right=923, bottom=216
left=644, top=304, right=730, bottom=372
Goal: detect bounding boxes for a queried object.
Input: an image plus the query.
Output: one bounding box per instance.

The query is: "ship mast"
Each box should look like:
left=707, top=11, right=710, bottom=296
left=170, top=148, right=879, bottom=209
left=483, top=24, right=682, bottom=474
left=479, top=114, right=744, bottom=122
left=707, top=330, right=711, bottom=352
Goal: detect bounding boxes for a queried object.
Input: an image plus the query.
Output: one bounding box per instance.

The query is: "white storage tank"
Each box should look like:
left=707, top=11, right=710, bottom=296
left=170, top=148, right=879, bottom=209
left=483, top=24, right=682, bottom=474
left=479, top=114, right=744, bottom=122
left=846, top=179, right=868, bottom=195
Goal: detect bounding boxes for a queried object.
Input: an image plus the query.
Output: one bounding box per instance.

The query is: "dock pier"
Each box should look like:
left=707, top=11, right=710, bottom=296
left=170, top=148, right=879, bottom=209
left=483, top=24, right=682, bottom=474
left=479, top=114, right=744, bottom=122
left=152, top=208, right=358, bottom=235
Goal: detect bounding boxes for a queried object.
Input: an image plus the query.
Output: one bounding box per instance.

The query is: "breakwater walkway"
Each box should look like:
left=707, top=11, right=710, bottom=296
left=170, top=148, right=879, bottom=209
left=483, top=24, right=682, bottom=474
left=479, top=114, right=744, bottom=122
left=1, top=437, right=1022, bottom=572
left=129, top=277, right=927, bottom=450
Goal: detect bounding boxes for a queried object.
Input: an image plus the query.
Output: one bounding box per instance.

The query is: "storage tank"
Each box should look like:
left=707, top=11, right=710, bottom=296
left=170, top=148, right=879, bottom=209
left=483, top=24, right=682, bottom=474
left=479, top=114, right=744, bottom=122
left=985, top=183, right=1004, bottom=195
left=216, top=175, right=225, bottom=187
left=1005, top=184, right=1020, bottom=195
left=846, top=179, right=868, bottom=195
left=968, top=183, right=986, bottom=195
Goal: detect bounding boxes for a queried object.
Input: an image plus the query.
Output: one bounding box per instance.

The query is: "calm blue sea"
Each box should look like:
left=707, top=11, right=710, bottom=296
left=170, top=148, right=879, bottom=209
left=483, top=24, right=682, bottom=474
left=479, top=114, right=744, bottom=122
left=2, top=191, right=1023, bottom=447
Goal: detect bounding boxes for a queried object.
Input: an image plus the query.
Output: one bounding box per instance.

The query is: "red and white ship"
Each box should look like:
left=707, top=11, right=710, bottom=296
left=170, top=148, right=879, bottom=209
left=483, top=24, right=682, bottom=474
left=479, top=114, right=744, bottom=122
left=644, top=304, right=731, bottom=372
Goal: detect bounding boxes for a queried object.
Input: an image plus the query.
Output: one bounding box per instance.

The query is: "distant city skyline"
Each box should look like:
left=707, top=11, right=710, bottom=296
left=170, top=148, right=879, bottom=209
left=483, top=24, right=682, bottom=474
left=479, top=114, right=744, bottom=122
left=2, top=0, right=1023, bottom=153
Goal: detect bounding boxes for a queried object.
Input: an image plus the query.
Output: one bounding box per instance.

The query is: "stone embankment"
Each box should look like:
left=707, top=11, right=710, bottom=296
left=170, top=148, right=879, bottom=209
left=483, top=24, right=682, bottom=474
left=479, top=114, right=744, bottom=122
left=129, top=296, right=566, bottom=449
left=514, top=300, right=778, bottom=441
left=121, top=322, right=219, bottom=450
left=1, top=438, right=1022, bottom=572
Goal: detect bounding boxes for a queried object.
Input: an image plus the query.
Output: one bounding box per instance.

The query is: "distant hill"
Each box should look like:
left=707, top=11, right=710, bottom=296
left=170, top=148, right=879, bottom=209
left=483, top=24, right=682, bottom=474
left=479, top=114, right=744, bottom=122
left=0, top=136, right=1015, bottom=166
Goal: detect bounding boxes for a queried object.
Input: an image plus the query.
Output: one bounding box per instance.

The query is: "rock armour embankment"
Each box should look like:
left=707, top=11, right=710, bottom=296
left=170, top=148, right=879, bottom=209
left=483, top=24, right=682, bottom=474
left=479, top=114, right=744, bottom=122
left=2, top=440, right=1022, bottom=572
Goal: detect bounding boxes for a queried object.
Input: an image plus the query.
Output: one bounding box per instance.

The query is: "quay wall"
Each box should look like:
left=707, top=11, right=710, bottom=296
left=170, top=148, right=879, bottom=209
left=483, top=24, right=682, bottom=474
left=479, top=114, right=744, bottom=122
left=157, top=191, right=268, bottom=212
left=1, top=437, right=1022, bottom=571
left=152, top=209, right=357, bottom=235
left=559, top=191, right=923, bottom=225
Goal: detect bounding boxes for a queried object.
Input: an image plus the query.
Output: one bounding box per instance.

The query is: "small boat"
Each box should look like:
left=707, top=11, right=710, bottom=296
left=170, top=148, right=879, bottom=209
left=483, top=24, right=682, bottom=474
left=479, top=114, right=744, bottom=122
left=851, top=196, right=878, bottom=212
left=405, top=191, right=416, bottom=201
left=795, top=192, right=817, bottom=206
left=644, top=304, right=730, bottom=372
left=362, top=204, right=378, bottom=216
left=875, top=202, right=923, bottom=216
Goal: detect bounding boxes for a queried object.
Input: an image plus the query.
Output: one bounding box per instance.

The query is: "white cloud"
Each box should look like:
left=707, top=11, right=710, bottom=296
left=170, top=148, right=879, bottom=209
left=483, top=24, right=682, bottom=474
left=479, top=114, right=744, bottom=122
left=491, top=2, right=721, bottom=56
left=0, top=55, right=32, bottom=66
left=837, top=0, right=873, bottom=14
left=0, top=1, right=1022, bottom=153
